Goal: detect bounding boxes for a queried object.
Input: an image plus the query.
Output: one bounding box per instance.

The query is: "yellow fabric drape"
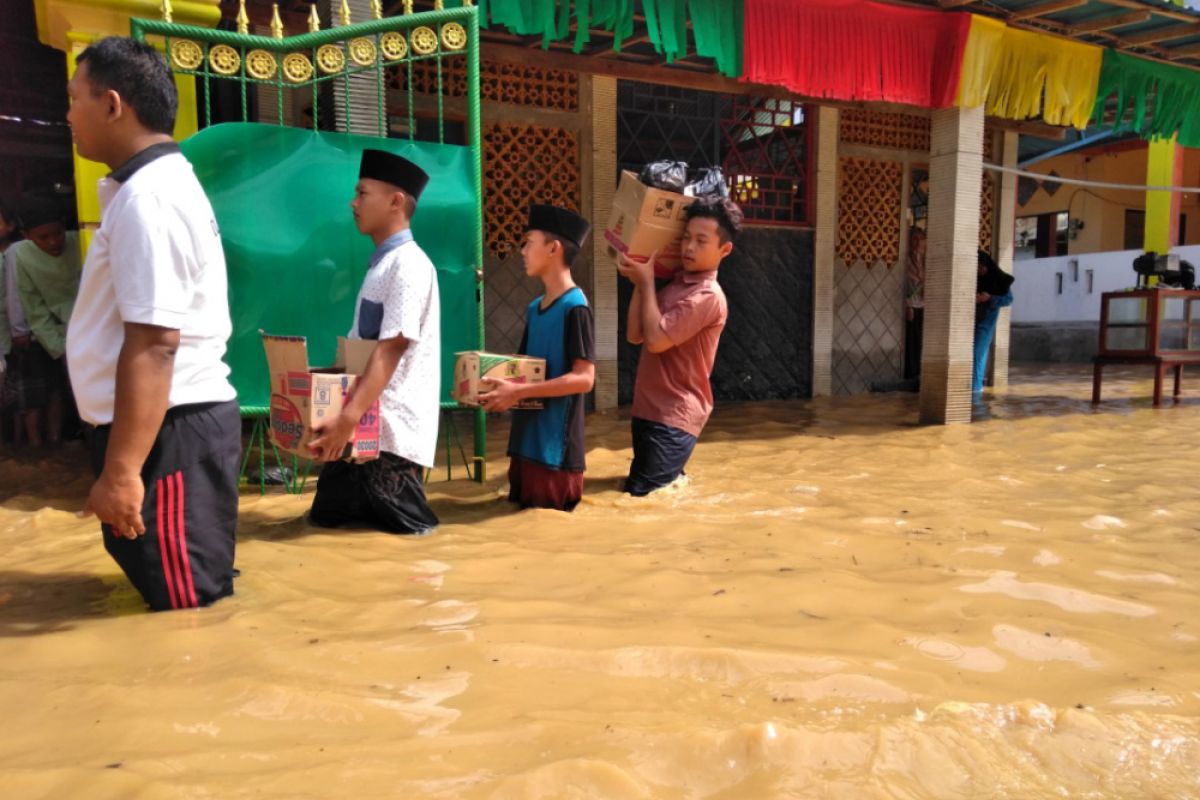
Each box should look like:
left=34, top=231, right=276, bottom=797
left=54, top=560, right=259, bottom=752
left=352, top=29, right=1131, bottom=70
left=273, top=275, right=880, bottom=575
left=955, top=15, right=1102, bottom=129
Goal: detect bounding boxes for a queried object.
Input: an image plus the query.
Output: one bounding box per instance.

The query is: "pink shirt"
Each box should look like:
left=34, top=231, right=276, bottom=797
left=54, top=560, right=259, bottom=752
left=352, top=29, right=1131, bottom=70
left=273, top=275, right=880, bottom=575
left=631, top=270, right=728, bottom=437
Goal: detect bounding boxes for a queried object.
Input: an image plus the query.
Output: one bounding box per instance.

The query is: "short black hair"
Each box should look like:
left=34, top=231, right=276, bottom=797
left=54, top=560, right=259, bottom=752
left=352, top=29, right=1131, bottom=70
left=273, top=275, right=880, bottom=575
left=77, top=37, right=178, bottom=135
left=0, top=200, right=21, bottom=245
left=20, top=194, right=64, bottom=231
left=684, top=198, right=744, bottom=244
left=543, top=232, right=580, bottom=266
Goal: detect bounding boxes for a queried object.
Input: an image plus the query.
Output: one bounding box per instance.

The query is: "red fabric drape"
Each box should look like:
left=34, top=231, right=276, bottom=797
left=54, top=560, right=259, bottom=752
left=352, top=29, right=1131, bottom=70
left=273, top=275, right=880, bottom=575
left=742, top=0, right=972, bottom=108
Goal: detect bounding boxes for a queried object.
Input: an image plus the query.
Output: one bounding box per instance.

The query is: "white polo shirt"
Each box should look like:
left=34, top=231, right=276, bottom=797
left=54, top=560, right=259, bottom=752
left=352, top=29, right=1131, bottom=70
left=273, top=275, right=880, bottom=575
left=349, top=231, right=440, bottom=468
left=67, top=144, right=235, bottom=425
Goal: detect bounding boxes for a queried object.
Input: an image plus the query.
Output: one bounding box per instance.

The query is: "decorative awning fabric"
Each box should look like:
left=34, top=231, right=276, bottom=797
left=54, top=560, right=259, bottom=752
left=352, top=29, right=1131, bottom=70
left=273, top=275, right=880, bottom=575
left=740, top=0, right=971, bottom=107
left=474, top=0, right=1200, bottom=146
left=477, top=0, right=742, bottom=77
left=1091, top=49, right=1200, bottom=147
left=955, top=15, right=1102, bottom=129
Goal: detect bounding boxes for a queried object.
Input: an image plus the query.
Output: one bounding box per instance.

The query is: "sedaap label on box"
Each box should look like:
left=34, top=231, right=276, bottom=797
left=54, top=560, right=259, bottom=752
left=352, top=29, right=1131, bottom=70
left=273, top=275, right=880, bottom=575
left=261, top=332, right=381, bottom=462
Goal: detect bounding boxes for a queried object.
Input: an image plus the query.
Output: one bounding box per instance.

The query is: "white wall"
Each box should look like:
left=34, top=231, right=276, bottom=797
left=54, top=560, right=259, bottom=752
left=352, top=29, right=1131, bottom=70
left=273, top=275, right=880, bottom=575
left=1011, top=245, right=1200, bottom=323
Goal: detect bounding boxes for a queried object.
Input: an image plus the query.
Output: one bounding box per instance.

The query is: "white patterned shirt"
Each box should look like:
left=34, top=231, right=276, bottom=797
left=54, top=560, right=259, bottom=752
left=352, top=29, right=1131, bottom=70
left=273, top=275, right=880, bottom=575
left=349, top=231, right=440, bottom=467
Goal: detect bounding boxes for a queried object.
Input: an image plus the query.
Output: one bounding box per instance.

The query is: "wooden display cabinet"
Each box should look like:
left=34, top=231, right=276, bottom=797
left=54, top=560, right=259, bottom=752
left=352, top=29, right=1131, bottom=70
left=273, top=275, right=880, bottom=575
left=1093, top=288, right=1200, bottom=405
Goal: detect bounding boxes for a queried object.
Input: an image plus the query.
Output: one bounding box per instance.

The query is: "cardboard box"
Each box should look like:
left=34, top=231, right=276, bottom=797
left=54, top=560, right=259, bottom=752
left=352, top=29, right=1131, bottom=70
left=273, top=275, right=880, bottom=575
left=452, top=351, right=546, bottom=410
left=603, top=169, right=697, bottom=276
left=261, top=333, right=381, bottom=462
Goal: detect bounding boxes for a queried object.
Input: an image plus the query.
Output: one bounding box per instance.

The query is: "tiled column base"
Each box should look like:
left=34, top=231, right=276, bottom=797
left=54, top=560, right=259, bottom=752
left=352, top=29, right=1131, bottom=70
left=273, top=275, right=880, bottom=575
left=920, top=106, right=984, bottom=424
left=590, top=76, right=618, bottom=409
left=811, top=106, right=839, bottom=397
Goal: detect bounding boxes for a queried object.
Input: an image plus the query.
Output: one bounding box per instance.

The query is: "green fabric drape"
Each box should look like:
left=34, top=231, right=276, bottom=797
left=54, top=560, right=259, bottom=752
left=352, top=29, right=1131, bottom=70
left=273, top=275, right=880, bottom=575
left=478, top=0, right=743, bottom=77
left=1091, top=49, right=1200, bottom=147
left=687, top=0, right=742, bottom=78
left=572, top=0, right=636, bottom=53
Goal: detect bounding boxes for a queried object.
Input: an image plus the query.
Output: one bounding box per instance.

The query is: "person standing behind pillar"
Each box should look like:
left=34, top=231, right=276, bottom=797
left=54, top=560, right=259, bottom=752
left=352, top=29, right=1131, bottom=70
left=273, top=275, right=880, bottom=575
left=12, top=195, right=82, bottom=447
left=617, top=198, right=742, bottom=496
left=903, top=226, right=926, bottom=384
left=973, top=249, right=1014, bottom=395
left=66, top=37, right=241, bottom=611
left=0, top=202, right=24, bottom=445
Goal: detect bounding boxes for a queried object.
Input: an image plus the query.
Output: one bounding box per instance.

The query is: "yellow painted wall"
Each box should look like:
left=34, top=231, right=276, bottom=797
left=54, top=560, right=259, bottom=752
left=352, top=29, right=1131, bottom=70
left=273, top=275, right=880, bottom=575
left=36, top=1, right=215, bottom=252
left=1017, top=144, right=1200, bottom=254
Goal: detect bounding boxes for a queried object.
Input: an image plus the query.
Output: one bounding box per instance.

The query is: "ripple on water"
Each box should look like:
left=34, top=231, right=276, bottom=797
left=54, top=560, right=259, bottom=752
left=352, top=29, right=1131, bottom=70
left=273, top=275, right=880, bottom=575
left=992, top=624, right=1101, bottom=668
left=959, top=572, right=1156, bottom=617
left=2, top=365, right=1199, bottom=797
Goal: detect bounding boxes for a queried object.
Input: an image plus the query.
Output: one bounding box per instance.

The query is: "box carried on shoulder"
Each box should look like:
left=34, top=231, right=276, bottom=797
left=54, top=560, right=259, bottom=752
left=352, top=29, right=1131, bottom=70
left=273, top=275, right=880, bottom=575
left=603, top=169, right=697, bottom=277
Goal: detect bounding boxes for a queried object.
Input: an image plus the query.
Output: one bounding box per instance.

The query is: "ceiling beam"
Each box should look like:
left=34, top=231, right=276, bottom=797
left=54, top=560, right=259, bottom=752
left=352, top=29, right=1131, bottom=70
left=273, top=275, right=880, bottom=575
left=987, top=117, right=1068, bottom=141
left=1167, top=42, right=1200, bottom=59
left=480, top=41, right=795, bottom=98
left=1121, top=22, right=1200, bottom=46
left=1009, top=0, right=1088, bottom=22
left=1100, top=0, right=1200, bottom=24
left=1069, top=10, right=1152, bottom=34
left=936, top=0, right=977, bottom=7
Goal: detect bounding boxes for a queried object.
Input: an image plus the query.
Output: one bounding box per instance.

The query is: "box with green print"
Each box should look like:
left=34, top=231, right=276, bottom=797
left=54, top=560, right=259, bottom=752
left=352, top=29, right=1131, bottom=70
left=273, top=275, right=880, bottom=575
left=260, top=332, right=381, bottom=462
left=452, top=351, right=546, bottom=410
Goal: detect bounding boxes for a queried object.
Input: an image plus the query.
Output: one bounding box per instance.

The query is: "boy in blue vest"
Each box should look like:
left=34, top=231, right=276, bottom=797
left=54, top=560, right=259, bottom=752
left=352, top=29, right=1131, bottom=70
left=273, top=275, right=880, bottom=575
left=478, top=205, right=595, bottom=511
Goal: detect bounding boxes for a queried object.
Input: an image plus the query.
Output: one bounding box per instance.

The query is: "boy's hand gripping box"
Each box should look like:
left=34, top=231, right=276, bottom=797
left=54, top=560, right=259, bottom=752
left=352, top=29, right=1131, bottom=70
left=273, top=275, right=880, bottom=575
left=452, top=351, right=546, bottom=410
left=603, top=169, right=697, bottom=277
left=261, top=332, right=381, bottom=462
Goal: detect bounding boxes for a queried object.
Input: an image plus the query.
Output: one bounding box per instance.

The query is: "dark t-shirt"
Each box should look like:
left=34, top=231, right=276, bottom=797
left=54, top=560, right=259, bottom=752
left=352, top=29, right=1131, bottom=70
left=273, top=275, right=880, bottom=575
left=507, top=287, right=595, bottom=472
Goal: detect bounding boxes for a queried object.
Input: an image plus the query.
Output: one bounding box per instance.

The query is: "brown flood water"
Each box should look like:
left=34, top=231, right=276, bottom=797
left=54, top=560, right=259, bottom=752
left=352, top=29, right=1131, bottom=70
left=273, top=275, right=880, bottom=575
left=1, top=364, right=1198, bottom=799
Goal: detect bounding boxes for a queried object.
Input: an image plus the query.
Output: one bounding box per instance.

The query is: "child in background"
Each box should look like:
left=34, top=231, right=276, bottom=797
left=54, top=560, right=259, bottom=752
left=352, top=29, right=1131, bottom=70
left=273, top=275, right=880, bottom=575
left=10, top=195, right=81, bottom=446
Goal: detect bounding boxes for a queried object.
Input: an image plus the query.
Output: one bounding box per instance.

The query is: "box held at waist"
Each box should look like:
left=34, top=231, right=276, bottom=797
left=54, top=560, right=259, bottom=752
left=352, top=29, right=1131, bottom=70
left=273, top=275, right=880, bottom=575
left=452, top=351, right=546, bottom=410
left=261, top=332, right=381, bottom=462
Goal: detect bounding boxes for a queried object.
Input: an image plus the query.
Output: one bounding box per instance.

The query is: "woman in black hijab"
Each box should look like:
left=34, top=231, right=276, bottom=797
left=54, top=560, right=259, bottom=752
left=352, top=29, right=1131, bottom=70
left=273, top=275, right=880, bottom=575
left=974, top=250, right=1015, bottom=394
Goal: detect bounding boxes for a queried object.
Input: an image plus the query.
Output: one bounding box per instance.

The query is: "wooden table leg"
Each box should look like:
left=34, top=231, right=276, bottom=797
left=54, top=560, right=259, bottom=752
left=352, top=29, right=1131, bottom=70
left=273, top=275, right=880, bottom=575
left=1153, top=364, right=1164, bottom=406
left=1174, top=365, right=1183, bottom=399
left=1092, top=362, right=1102, bottom=405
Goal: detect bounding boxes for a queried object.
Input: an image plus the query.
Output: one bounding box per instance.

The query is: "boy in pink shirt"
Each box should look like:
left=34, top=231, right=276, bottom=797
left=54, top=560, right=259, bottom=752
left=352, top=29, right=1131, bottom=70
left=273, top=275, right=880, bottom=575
left=616, top=198, right=743, bottom=495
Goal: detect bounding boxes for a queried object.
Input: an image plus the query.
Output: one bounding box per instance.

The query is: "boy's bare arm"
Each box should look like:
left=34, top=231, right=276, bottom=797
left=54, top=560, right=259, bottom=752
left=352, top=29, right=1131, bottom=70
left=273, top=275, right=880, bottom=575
left=479, top=359, right=594, bottom=413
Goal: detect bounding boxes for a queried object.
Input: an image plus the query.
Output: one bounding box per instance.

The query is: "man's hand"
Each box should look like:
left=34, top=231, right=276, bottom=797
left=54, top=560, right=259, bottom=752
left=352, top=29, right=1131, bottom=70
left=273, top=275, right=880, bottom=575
left=976, top=291, right=992, bottom=303
left=478, top=377, right=524, bottom=413
left=80, top=469, right=145, bottom=539
left=616, top=251, right=657, bottom=288
left=308, top=410, right=358, bottom=462
left=12, top=335, right=30, bottom=351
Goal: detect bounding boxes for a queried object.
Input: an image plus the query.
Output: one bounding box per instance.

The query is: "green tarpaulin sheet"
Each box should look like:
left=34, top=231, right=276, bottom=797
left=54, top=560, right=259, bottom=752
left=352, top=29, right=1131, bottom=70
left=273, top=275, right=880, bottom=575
left=180, top=122, right=478, bottom=411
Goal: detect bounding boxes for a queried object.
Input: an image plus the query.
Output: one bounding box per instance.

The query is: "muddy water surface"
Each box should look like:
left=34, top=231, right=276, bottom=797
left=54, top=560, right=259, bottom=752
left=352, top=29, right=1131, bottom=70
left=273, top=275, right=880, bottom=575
left=1, top=365, right=1198, bottom=799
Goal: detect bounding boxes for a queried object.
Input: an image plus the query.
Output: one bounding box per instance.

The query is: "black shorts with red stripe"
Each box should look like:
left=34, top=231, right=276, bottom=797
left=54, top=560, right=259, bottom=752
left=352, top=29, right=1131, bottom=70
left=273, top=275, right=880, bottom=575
left=86, top=400, right=240, bottom=611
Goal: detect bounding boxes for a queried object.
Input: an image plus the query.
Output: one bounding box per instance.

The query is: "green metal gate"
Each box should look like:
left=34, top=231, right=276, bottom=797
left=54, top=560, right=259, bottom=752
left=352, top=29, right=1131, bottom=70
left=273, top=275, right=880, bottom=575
left=130, top=1, right=487, bottom=486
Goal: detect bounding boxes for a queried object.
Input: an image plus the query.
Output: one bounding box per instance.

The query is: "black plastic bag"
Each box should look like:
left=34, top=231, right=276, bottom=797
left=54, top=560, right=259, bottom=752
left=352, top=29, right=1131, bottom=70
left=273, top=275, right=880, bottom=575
left=684, top=166, right=728, bottom=199
left=639, top=160, right=688, bottom=193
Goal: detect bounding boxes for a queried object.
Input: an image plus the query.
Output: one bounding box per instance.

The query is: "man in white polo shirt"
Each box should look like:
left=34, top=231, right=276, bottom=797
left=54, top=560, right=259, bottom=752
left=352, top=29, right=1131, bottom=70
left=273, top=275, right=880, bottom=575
left=66, top=37, right=239, bottom=611
left=306, top=149, right=440, bottom=535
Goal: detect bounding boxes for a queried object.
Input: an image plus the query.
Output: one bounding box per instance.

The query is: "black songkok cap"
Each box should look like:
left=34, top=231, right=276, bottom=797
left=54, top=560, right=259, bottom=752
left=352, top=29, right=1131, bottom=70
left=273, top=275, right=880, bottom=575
left=20, top=194, right=63, bottom=230
left=525, top=204, right=591, bottom=249
left=359, top=149, right=429, bottom=200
